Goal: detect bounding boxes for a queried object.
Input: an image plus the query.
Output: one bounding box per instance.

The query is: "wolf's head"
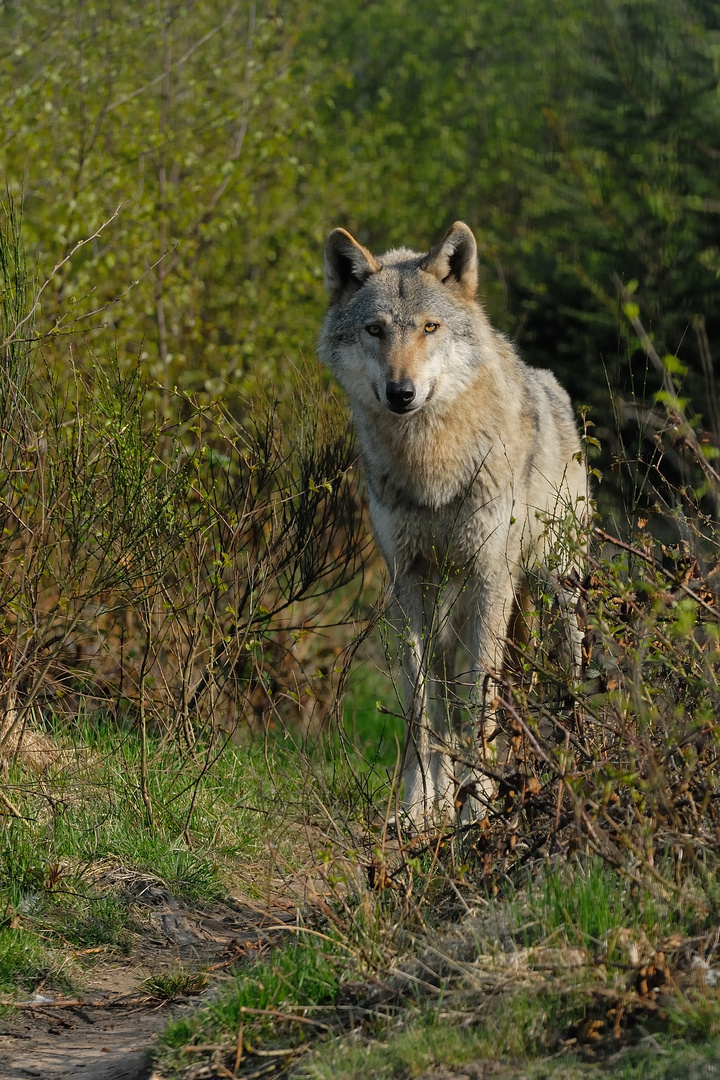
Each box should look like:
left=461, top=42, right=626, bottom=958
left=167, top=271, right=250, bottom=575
left=319, top=222, right=487, bottom=416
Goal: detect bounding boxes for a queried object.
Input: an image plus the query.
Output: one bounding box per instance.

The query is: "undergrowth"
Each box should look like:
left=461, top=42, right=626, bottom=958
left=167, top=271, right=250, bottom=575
left=150, top=855, right=720, bottom=1078
left=3, top=194, right=720, bottom=1080
left=0, top=676, right=400, bottom=997
left=0, top=716, right=266, bottom=993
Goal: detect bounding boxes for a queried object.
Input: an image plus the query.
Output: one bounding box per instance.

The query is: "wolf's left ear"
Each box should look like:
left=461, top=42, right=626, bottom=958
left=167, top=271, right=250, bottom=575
left=421, top=221, right=478, bottom=301
left=324, top=229, right=379, bottom=304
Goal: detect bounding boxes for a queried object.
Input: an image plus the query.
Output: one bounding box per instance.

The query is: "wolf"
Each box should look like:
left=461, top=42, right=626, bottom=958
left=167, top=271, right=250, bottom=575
left=318, top=221, right=586, bottom=829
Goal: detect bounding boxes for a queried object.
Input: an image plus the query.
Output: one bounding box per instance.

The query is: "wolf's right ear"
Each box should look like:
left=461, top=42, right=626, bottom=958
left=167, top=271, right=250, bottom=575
left=324, top=229, right=379, bottom=304
left=421, top=221, right=478, bottom=301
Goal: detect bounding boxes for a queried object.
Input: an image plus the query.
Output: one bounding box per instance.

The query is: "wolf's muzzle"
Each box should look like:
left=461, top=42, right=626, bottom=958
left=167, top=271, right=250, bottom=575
left=385, top=379, right=416, bottom=413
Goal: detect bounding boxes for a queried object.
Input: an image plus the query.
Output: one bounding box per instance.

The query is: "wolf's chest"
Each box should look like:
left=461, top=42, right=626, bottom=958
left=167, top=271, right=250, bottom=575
left=368, top=483, right=510, bottom=582
left=363, top=416, right=497, bottom=510
left=360, top=407, right=516, bottom=574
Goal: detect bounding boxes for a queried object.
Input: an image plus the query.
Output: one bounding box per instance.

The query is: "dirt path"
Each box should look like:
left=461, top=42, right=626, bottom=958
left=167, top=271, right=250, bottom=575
left=1, top=1005, right=171, bottom=1080
left=0, top=886, right=298, bottom=1080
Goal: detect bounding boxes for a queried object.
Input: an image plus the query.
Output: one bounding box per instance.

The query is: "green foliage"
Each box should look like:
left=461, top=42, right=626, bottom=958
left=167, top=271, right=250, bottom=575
left=518, top=860, right=635, bottom=949
left=605, top=1041, right=720, bottom=1080
left=0, top=197, right=367, bottom=790
left=504, top=858, right=711, bottom=960
left=309, top=0, right=720, bottom=412
left=3, top=5, right=720, bottom=1072
left=0, top=701, right=371, bottom=994
left=0, top=0, right=327, bottom=395
left=329, top=660, right=404, bottom=812
left=301, top=993, right=588, bottom=1080
left=0, top=0, right=716, bottom=455
left=305, top=1026, right=720, bottom=1080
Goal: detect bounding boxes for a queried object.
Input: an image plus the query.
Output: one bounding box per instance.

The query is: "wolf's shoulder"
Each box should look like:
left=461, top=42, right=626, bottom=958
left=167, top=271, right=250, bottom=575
left=521, top=365, right=580, bottom=452
left=522, top=364, right=571, bottom=407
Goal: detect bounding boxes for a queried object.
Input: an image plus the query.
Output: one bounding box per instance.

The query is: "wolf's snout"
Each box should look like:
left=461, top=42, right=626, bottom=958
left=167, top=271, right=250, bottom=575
left=385, top=379, right=416, bottom=413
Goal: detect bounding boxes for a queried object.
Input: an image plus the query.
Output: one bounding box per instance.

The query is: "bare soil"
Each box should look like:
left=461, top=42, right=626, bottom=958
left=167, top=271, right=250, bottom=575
left=0, top=886, right=298, bottom=1080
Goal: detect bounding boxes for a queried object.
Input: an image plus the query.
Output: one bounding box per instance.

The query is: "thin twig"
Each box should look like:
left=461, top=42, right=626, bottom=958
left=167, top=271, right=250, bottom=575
left=2, top=207, right=122, bottom=349
left=594, top=526, right=719, bottom=618
left=1, top=995, right=153, bottom=1009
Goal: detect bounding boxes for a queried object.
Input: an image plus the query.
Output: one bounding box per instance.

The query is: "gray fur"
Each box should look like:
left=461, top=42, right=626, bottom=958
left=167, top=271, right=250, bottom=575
left=319, top=221, right=586, bottom=829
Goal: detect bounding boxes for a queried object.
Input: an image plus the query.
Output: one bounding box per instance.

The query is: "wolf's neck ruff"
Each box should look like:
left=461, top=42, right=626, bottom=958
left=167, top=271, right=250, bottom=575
left=357, top=379, right=503, bottom=513
left=319, top=220, right=586, bottom=829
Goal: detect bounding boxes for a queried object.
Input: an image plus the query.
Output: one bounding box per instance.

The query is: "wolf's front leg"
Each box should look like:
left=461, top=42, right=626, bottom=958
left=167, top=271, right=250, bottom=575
left=428, top=647, right=460, bottom=821
left=393, top=583, right=456, bottom=829
left=398, top=614, right=433, bottom=829
left=463, top=575, right=519, bottom=814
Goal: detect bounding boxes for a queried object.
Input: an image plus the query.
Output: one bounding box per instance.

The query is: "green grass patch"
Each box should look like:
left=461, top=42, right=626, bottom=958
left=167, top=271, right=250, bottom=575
left=599, top=1037, right=720, bottom=1078
left=281, top=656, right=405, bottom=823
left=49, top=896, right=133, bottom=951
left=287, top=859, right=720, bottom=1080
left=0, top=923, right=66, bottom=996
left=155, top=935, right=343, bottom=1074
left=342, top=659, right=404, bottom=774
left=143, top=965, right=209, bottom=1001
left=0, top=707, right=322, bottom=995
left=0, top=695, right=399, bottom=996
left=501, top=858, right=714, bottom=956
left=299, top=988, right=589, bottom=1079
left=300, top=988, right=720, bottom=1080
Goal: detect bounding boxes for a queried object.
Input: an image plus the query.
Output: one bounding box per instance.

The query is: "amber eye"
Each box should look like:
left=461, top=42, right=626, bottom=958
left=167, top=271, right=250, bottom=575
left=366, top=324, right=382, bottom=336
left=424, top=322, right=439, bottom=334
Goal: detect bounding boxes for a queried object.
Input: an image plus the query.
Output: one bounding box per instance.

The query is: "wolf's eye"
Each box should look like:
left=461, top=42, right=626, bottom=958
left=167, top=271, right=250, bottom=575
left=424, top=322, right=439, bottom=334
left=366, top=324, right=382, bottom=336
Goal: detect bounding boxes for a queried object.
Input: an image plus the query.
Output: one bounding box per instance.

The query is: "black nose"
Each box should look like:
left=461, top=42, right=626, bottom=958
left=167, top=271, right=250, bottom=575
left=385, top=379, right=416, bottom=412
